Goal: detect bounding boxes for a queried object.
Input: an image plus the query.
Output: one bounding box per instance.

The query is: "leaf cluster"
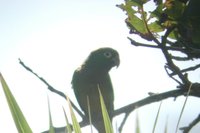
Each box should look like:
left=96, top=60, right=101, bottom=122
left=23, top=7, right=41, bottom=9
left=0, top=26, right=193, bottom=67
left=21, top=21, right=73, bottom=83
left=117, top=0, right=200, bottom=59
left=117, top=0, right=200, bottom=132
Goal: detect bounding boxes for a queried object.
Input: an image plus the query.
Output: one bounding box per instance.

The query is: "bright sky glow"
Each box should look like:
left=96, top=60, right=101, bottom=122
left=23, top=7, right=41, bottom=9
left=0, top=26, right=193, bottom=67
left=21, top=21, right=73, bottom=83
left=0, top=0, right=200, bottom=133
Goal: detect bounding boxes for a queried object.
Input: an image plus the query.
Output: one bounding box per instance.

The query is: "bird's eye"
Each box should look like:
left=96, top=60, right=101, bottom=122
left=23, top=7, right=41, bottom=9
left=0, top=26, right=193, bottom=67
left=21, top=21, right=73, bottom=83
left=103, top=52, right=112, bottom=58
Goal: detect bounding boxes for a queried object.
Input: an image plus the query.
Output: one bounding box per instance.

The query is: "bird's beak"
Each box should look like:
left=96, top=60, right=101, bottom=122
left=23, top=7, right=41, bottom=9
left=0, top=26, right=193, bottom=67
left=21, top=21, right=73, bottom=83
left=112, top=56, right=120, bottom=68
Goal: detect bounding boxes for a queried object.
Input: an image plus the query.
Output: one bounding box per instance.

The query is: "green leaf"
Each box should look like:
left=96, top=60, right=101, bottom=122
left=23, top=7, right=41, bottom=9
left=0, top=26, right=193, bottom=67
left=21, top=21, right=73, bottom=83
left=131, top=0, right=146, bottom=7
left=127, top=14, right=148, bottom=34
left=0, top=73, right=32, bottom=133
left=118, top=1, right=148, bottom=34
left=135, top=111, right=140, bottom=133
left=164, top=116, right=168, bottom=133
left=98, top=88, right=113, bottom=133
left=117, top=2, right=137, bottom=14
left=168, top=29, right=180, bottom=40
left=152, top=101, right=163, bottom=133
left=148, top=21, right=164, bottom=33
left=67, top=96, right=81, bottom=133
left=182, top=0, right=200, bottom=44
left=175, top=83, right=193, bottom=133
left=47, top=96, right=55, bottom=133
left=164, top=1, right=185, bottom=20
left=63, top=107, right=72, bottom=133
left=150, top=3, right=164, bottom=19
left=86, top=96, right=93, bottom=132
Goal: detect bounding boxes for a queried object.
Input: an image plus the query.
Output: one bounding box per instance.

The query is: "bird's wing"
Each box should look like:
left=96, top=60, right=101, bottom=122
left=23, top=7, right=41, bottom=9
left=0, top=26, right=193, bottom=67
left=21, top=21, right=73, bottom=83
left=99, top=73, right=114, bottom=112
left=72, top=69, right=114, bottom=116
left=71, top=69, right=87, bottom=113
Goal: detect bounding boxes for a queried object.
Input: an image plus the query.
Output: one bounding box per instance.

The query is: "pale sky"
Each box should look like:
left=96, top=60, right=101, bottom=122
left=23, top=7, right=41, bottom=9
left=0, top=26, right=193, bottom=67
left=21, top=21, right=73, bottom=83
left=0, top=0, right=200, bottom=133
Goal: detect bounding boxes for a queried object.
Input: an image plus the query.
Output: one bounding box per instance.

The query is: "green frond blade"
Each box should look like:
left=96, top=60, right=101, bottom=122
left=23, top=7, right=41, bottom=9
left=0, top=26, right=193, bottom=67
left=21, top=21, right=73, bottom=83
left=0, top=73, right=32, bottom=133
left=47, top=96, right=55, bottom=133
left=62, top=107, right=72, bottom=133
left=152, top=101, right=163, bottom=133
left=67, top=96, right=81, bottom=133
left=98, top=88, right=113, bottom=133
left=135, top=110, right=140, bottom=133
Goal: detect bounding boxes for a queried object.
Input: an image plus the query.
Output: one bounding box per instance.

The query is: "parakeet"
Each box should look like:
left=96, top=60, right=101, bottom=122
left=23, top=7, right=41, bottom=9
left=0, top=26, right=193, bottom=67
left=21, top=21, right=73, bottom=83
left=71, top=47, right=120, bottom=133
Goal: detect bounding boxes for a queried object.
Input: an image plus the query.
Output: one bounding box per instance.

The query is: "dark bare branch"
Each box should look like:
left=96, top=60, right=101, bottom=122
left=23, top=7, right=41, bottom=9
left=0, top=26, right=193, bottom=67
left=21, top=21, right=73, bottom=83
left=41, top=84, right=200, bottom=133
left=114, top=84, right=200, bottom=116
left=180, top=114, right=200, bottom=133
left=19, top=58, right=200, bottom=133
left=170, top=63, right=200, bottom=76
left=128, top=37, right=187, bottom=52
left=18, top=59, right=85, bottom=118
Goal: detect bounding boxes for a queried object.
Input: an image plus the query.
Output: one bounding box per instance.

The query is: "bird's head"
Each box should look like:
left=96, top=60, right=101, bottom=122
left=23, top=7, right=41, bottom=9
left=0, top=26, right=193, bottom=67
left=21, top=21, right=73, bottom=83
left=84, top=47, right=120, bottom=72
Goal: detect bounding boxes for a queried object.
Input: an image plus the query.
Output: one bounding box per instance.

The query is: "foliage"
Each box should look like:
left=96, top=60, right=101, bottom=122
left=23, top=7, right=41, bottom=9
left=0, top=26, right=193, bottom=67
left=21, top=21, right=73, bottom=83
left=117, top=0, right=200, bottom=132
left=0, top=73, right=32, bottom=133
left=47, top=96, right=55, bottom=133
left=99, top=89, right=114, bottom=133
left=117, top=0, right=200, bottom=59
left=67, top=96, right=82, bottom=133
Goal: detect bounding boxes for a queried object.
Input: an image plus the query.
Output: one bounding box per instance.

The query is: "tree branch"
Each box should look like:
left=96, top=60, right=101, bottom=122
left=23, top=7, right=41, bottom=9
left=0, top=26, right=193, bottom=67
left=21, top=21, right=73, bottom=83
left=114, top=84, right=200, bottom=117
left=180, top=114, right=200, bottom=133
left=18, top=59, right=85, bottom=118
left=19, top=59, right=200, bottom=133
left=169, top=63, right=200, bottom=76
left=41, top=83, right=200, bottom=133
left=118, top=112, right=130, bottom=133
left=160, top=28, right=190, bottom=85
left=128, top=37, right=187, bottom=52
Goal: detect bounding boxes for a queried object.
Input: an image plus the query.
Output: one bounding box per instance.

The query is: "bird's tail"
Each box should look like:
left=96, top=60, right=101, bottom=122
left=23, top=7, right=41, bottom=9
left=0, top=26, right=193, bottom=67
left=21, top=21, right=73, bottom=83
left=92, top=114, right=113, bottom=133
left=93, top=120, right=106, bottom=133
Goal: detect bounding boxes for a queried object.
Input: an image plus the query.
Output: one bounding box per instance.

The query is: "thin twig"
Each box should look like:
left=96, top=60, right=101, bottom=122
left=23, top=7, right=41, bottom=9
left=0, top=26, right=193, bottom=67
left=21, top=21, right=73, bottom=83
left=180, top=114, right=200, bottom=133
left=159, top=28, right=190, bottom=85
left=128, top=37, right=186, bottom=52
left=118, top=112, right=130, bottom=133
left=152, top=101, right=163, bottom=133
left=114, top=85, right=200, bottom=116
left=19, top=59, right=200, bottom=133
left=18, top=59, right=85, bottom=118
left=41, top=83, right=200, bottom=133
left=164, top=65, right=182, bottom=85
left=170, top=63, right=200, bottom=76
left=171, top=56, right=191, bottom=61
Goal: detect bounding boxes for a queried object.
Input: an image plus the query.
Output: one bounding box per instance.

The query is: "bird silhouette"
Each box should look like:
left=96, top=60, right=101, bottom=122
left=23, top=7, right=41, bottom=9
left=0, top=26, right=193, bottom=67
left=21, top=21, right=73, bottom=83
left=71, top=47, right=120, bottom=133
